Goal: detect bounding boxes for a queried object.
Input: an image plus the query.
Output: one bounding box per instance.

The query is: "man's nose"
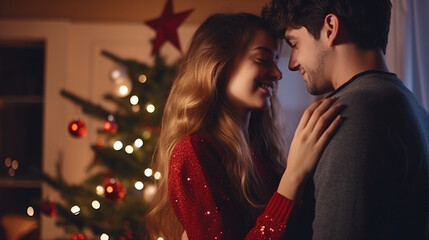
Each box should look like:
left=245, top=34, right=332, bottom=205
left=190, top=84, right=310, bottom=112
left=288, top=54, right=299, bottom=71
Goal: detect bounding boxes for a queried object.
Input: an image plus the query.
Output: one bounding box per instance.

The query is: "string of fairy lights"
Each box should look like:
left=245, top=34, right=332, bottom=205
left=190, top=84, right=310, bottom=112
left=108, top=67, right=165, bottom=240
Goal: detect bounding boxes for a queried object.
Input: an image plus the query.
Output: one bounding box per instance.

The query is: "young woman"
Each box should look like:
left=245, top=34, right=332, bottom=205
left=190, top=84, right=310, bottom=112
left=145, top=13, right=343, bottom=240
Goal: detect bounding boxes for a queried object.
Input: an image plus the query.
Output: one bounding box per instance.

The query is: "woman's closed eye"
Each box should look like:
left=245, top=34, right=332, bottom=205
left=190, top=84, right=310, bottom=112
left=255, top=58, right=270, bottom=64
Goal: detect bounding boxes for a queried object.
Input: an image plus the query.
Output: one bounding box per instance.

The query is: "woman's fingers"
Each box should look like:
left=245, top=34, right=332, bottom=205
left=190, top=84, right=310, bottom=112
left=296, top=99, right=323, bottom=130
left=311, top=102, right=344, bottom=140
left=297, top=97, right=338, bottom=131
left=317, top=114, right=343, bottom=147
left=295, top=97, right=344, bottom=149
left=280, top=97, right=344, bottom=200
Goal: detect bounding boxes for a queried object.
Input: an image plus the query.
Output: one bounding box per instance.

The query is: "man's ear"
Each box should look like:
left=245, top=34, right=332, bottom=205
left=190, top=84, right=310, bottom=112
left=323, top=14, right=340, bottom=46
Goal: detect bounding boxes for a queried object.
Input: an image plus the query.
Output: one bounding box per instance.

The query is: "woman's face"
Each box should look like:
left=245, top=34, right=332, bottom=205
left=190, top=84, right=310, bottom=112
left=225, top=29, right=282, bottom=118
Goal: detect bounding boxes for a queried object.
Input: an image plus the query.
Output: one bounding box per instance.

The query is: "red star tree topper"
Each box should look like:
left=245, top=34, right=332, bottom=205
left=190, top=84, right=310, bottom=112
left=144, top=0, right=194, bottom=55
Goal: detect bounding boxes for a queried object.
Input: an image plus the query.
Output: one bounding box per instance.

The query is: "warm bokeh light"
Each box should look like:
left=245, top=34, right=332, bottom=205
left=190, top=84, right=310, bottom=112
left=96, top=185, right=104, bottom=195
left=125, top=145, right=134, bottom=154
left=130, top=95, right=139, bottom=105
left=113, top=141, right=123, bottom=151
left=27, top=206, right=35, bottom=216
left=111, top=69, right=123, bottom=79
left=132, top=105, right=140, bottom=112
left=118, top=85, right=129, bottom=96
left=146, top=104, right=155, bottom=113
left=11, top=159, right=19, bottom=170
left=144, top=184, right=157, bottom=202
left=4, top=157, right=11, bottom=167
left=154, top=171, right=162, bottom=180
left=100, top=233, right=109, bottom=240
left=135, top=181, right=144, bottom=190
left=106, top=186, right=113, bottom=193
left=144, top=168, right=153, bottom=177
left=71, top=205, right=80, bottom=215
left=134, top=138, right=143, bottom=148
left=142, top=130, right=151, bottom=139
left=138, top=74, right=147, bottom=83
left=92, top=200, right=101, bottom=210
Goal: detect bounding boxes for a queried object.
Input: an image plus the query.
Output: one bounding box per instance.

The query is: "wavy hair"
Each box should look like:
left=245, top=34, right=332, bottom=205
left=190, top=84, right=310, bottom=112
left=145, top=12, right=288, bottom=240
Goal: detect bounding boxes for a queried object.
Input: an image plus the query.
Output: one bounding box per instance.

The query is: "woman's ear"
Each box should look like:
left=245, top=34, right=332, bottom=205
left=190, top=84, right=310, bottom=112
left=322, top=13, right=340, bottom=46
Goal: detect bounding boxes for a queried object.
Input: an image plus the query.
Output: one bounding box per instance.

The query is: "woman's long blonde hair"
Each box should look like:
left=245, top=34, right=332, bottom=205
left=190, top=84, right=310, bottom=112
left=145, top=13, right=288, bottom=240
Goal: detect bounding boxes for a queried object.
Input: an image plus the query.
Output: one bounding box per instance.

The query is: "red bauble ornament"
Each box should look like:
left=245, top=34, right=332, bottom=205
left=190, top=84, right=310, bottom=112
left=68, top=118, right=87, bottom=137
left=40, top=200, right=57, bottom=217
left=103, top=177, right=126, bottom=202
left=103, top=115, right=118, bottom=134
left=144, top=0, right=194, bottom=55
left=70, top=233, right=88, bottom=240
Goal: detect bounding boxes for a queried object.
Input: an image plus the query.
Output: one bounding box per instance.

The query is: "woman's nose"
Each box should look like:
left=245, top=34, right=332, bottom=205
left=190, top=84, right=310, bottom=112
left=271, top=64, right=283, bottom=81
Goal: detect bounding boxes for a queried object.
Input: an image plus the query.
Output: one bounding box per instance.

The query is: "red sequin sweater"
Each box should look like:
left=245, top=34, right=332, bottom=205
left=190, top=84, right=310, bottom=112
left=168, top=134, right=295, bottom=240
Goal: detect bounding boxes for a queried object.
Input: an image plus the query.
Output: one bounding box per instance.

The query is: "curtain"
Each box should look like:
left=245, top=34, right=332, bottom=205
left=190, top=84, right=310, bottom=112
left=387, top=0, right=429, bottom=111
left=405, top=0, right=429, bottom=111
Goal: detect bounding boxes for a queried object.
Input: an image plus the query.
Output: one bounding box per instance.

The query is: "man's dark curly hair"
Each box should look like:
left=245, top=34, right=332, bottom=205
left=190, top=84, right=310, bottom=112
left=262, top=0, right=392, bottom=54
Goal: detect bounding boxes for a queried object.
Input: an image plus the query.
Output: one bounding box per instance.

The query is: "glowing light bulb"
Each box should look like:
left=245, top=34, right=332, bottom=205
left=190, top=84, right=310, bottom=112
left=135, top=181, right=144, bottom=190
left=11, top=159, right=19, bottom=170
left=146, top=104, right=155, bottom=113
left=96, top=185, right=104, bottom=195
left=71, top=205, right=80, bottom=215
left=106, top=186, right=113, bottom=193
left=119, top=85, right=129, bottom=96
left=125, top=145, right=134, bottom=154
left=27, top=206, right=35, bottom=216
left=92, top=200, right=101, bottom=210
left=100, top=233, right=109, bottom=240
left=111, top=66, right=132, bottom=97
left=134, top=138, right=143, bottom=148
left=130, top=95, right=139, bottom=105
left=144, top=168, right=153, bottom=177
left=154, top=171, right=162, bottom=180
left=4, top=157, right=11, bottom=167
left=139, top=74, right=147, bottom=83
left=8, top=168, right=15, bottom=176
left=113, top=141, right=123, bottom=151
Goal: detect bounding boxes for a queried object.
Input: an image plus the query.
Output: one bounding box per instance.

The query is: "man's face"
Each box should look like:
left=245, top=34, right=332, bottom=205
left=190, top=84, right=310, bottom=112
left=284, top=26, right=334, bottom=95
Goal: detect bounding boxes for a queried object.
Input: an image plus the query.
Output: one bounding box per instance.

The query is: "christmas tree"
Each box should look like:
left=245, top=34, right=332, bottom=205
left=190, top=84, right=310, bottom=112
left=40, top=50, right=178, bottom=240
left=37, top=1, right=193, bottom=238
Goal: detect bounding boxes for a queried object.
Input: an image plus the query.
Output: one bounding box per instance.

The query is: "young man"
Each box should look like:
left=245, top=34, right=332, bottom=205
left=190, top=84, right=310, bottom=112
left=262, top=0, right=429, bottom=239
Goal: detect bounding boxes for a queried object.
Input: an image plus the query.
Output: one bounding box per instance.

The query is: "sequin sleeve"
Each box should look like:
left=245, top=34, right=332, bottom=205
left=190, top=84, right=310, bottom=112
left=168, top=134, right=296, bottom=240
left=245, top=192, right=295, bottom=239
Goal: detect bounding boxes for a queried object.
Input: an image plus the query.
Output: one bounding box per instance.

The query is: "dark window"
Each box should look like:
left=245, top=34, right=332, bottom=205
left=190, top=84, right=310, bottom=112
left=0, top=40, right=44, bottom=240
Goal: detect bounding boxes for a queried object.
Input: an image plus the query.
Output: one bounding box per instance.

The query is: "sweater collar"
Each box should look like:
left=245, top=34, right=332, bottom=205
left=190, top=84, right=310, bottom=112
left=326, top=70, right=396, bottom=97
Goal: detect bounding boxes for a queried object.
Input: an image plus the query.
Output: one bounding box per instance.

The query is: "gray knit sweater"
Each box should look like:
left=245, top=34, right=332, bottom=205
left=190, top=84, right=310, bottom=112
left=284, top=71, right=429, bottom=240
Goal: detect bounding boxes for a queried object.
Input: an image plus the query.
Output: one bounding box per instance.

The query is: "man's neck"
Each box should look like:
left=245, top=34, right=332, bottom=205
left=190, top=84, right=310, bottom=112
left=331, top=45, right=389, bottom=89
